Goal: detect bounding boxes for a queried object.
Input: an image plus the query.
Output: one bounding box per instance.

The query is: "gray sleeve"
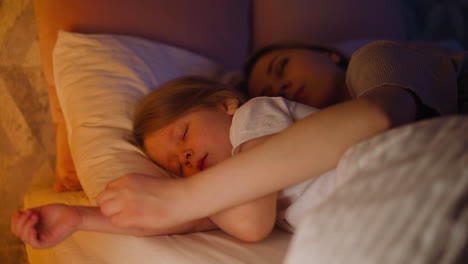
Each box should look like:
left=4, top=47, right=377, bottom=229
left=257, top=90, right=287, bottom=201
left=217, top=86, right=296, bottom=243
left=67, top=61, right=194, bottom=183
left=346, top=40, right=460, bottom=115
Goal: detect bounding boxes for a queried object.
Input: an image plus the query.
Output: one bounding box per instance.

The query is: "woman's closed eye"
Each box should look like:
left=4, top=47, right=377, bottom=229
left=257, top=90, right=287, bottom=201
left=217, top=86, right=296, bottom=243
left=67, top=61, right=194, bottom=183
left=260, top=87, right=273, bottom=96
left=275, top=58, right=289, bottom=78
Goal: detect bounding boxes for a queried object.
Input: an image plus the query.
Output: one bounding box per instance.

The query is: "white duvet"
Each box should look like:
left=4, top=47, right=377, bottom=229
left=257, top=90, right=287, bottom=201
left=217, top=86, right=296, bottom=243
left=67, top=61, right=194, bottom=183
left=285, top=116, right=468, bottom=263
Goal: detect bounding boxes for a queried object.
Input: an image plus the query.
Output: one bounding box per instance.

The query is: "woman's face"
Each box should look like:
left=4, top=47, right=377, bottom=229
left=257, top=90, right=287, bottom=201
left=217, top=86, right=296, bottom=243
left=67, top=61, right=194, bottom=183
left=248, top=48, right=349, bottom=108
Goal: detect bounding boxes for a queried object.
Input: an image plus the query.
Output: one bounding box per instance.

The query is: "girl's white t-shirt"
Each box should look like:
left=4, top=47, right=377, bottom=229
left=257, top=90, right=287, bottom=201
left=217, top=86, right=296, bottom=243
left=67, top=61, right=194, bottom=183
left=230, top=97, right=336, bottom=231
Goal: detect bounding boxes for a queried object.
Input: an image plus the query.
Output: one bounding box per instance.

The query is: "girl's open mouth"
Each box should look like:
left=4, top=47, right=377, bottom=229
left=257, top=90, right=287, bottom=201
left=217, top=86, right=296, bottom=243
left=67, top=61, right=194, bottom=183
left=197, top=153, right=208, bottom=170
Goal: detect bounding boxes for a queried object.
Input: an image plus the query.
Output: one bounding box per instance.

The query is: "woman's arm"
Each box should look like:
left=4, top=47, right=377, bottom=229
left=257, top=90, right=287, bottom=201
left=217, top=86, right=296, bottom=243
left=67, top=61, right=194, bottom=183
left=96, top=86, right=417, bottom=230
left=186, top=85, right=417, bottom=216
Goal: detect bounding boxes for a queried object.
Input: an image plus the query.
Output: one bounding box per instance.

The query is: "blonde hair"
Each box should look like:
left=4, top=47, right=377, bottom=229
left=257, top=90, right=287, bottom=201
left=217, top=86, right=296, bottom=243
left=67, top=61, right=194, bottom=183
left=133, top=76, right=246, bottom=149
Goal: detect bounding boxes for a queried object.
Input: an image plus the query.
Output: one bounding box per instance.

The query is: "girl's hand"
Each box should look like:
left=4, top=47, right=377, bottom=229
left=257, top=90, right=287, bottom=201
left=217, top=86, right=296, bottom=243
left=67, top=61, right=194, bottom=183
left=10, top=204, right=82, bottom=249
left=96, top=173, right=194, bottom=230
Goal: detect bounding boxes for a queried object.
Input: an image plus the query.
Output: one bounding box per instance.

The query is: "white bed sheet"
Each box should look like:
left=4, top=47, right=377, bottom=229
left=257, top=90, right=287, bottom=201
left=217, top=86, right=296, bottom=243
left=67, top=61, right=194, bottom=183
left=24, top=188, right=292, bottom=264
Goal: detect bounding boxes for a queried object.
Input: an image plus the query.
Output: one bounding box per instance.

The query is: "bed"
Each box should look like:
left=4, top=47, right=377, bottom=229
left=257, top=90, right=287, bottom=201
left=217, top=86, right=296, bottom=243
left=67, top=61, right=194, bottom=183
left=18, top=0, right=468, bottom=263
left=24, top=114, right=468, bottom=264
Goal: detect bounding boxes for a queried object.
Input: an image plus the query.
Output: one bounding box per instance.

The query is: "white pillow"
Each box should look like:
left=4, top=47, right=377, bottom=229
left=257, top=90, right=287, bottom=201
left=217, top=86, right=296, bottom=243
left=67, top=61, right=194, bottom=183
left=53, top=31, right=223, bottom=202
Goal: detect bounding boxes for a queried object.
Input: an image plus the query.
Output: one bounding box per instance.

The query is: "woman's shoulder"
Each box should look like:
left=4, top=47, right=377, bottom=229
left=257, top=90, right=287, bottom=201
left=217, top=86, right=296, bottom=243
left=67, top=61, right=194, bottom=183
left=352, top=40, right=465, bottom=61
left=347, top=40, right=463, bottom=115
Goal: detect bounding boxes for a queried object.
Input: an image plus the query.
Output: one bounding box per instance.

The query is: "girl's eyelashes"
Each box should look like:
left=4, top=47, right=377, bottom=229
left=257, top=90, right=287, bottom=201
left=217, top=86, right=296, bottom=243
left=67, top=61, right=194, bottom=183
left=177, top=125, right=188, bottom=176
left=178, top=162, right=183, bottom=176
left=181, top=125, right=188, bottom=141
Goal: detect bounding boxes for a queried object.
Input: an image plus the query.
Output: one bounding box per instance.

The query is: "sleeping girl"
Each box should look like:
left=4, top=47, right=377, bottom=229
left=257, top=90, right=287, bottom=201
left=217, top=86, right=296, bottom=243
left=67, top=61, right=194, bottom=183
left=132, top=76, right=337, bottom=233
left=10, top=76, right=336, bottom=248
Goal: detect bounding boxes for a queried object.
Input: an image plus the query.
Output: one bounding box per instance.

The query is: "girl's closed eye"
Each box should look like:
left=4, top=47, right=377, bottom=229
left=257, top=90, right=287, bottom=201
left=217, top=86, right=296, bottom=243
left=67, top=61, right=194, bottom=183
left=181, top=125, right=189, bottom=141
left=178, top=125, right=189, bottom=176
left=178, top=162, right=183, bottom=177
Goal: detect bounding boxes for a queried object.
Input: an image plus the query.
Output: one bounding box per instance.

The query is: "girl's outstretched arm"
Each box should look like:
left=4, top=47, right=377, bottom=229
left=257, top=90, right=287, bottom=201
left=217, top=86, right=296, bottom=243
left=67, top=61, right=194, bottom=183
left=96, top=85, right=417, bottom=231
left=11, top=204, right=217, bottom=249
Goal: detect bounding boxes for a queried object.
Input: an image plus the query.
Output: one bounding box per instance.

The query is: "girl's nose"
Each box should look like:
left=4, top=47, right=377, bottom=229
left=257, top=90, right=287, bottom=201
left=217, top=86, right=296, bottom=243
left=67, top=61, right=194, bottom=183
left=180, top=149, right=193, bottom=167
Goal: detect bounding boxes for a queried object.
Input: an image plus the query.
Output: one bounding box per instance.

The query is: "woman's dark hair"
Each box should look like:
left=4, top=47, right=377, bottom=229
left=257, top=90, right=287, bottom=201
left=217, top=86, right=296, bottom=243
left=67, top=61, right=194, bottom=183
left=239, top=42, right=350, bottom=96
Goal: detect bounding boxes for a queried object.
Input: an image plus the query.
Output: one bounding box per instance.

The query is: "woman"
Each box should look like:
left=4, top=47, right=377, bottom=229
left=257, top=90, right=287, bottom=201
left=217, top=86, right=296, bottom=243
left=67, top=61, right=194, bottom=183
left=95, top=40, right=466, bottom=231
left=242, top=40, right=465, bottom=115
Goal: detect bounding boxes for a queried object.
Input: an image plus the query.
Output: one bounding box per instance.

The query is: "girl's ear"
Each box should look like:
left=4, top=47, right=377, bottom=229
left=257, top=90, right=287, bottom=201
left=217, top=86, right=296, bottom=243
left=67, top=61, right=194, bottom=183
left=221, top=98, right=239, bottom=115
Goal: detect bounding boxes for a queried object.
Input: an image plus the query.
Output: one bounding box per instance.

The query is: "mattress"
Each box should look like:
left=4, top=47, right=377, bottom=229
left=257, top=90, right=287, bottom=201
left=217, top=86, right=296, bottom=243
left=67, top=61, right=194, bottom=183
left=24, top=187, right=292, bottom=264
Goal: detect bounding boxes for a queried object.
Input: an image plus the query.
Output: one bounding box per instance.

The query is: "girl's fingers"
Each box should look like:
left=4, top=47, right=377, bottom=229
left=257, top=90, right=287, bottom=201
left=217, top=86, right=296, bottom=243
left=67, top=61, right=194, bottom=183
left=18, top=211, right=36, bottom=242
left=24, top=214, right=39, bottom=243
left=10, top=210, right=22, bottom=236
left=14, top=210, right=32, bottom=239
left=11, top=209, right=46, bottom=249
